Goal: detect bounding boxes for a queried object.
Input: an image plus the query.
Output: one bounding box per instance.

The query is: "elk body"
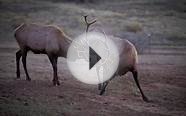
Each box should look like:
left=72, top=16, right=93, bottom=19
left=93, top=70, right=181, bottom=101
left=14, top=23, right=71, bottom=86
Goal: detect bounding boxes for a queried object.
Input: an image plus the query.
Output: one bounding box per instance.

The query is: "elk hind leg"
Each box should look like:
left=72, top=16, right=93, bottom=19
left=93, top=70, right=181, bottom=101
left=131, top=69, right=148, bottom=102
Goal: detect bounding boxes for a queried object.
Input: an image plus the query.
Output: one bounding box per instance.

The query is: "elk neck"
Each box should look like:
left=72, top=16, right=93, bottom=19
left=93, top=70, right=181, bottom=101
left=59, top=34, right=72, bottom=58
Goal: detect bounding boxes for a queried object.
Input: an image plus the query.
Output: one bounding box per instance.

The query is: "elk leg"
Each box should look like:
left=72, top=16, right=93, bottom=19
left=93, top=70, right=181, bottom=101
left=22, top=50, right=31, bottom=81
left=99, top=81, right=109, bottom=95
left=16, top=50, right=22, bottom=78
left=98, top=83, right=102, bottom=90
left=131, top=70, right=149, bottom=102
left=48, top=55, right=60, bottom=86
left=99, top=73, right=116, bottom=95
left=96, top=66, right=102, bottom=90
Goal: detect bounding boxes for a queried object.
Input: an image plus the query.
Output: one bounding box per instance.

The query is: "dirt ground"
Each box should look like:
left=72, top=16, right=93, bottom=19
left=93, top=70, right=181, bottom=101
left=0, top=0, right=186, bottom=116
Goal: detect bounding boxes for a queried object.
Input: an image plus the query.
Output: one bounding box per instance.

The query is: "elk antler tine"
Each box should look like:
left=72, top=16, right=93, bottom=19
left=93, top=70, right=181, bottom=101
left=89, top=20, right=97, bottom=25
left=84, top=15, right=88, bottom=24
left=83, top=15, right=96, bottom=33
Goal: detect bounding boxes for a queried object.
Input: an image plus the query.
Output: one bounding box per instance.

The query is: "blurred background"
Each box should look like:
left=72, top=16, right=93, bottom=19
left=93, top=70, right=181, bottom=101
left=0, top=0, right=186, bottom=53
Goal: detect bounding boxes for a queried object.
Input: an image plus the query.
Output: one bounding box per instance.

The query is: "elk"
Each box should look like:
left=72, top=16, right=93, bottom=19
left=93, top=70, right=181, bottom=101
left=14, top=23, right=72, bottom=86
left=84, top=16, right=149, bottom=102
left=14, top=17, right=96, bottom=86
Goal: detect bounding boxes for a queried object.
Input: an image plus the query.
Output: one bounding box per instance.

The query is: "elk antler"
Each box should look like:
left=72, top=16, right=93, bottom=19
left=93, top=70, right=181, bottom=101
left=83, top=15, right=97, bottom=33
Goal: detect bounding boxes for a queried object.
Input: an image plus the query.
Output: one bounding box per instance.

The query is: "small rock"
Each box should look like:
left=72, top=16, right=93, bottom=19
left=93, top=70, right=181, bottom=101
left=24, top=102, right=29, bottom=106
left=58, top=95, right=64, bottom=99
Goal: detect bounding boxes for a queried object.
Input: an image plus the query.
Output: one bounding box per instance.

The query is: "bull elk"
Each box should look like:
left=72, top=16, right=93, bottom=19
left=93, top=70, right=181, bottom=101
left=84, top=16, right=148, bottom=102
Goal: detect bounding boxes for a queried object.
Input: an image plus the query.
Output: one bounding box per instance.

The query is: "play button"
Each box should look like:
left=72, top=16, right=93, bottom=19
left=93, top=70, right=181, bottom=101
left=89, top=47, right=101, bottom=70
left=67, top=32, right=119, bottom=85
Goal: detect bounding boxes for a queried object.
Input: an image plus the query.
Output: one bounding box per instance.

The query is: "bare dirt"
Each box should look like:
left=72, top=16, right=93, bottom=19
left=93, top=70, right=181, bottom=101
left=0, top=0, right=186, bottom=116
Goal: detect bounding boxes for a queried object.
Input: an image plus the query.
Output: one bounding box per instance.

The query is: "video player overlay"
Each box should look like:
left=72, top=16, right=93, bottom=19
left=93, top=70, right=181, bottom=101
left=67, top=32, right=119, bottom=85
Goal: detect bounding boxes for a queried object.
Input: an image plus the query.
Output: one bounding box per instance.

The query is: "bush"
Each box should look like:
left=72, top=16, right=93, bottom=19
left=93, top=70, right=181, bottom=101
left=126, top=21, right=143, bottom=33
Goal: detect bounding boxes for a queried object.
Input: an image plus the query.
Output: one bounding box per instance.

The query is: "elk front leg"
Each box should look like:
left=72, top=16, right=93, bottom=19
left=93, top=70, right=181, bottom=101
left=48, top=55, right=60, bottom=86
left=16, top=50, right=22, bottom=78
left=99, top=73, right=115, bottom=95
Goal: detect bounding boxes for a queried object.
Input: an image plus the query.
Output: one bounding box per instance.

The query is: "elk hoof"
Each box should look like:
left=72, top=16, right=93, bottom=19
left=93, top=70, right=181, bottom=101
left=99, top=90, right=105, bottom=95
left=57, top=81, right=60, bottom=86
left=143, top=96, right=149, bottom=102
left=26, top=78, right=31, bottom=81
left=53, top=80, right=60, bottom=86
left=53, top=82, right=57, bottom=86
left=15, top=77, right=21, bottom=80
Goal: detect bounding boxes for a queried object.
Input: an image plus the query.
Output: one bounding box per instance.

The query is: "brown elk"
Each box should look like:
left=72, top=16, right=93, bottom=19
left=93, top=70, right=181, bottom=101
left=83, top=16, right=148, bottom=102
left=14, top=23, right=72, bottom=86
